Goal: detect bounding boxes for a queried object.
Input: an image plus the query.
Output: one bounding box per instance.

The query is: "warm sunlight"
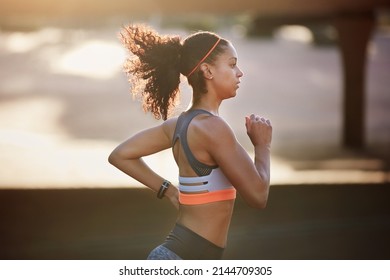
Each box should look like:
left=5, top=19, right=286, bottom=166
left=52, top=40, right=125, bottom=79
left=2, top=28, right=63, bottom=53
left=275, top=25, right=314, bottom=43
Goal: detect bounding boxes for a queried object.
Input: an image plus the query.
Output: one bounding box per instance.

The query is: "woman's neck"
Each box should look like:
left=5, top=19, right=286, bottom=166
left=190, top=93, right=221, bottom=116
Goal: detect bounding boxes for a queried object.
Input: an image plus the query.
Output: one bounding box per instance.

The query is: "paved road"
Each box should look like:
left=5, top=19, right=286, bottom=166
left=1, top=184, right=389, bottom=259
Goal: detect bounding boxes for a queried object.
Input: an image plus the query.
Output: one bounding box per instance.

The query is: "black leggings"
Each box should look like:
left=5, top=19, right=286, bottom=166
left=161, top=223, right=224, bottom=260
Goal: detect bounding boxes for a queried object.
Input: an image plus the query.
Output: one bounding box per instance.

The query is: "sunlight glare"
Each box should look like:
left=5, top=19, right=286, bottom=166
left=275, top=25, right=314, bottom=44
left=52, top=40, right=125, bottom=79
left=2, top=28, right=63, bottom=53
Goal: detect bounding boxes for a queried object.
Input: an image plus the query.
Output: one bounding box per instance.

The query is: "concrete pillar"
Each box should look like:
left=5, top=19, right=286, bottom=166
left=334, top=11, right=375, bottom=148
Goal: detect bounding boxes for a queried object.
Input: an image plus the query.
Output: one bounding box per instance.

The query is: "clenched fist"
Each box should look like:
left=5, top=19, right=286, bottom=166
left=245, top=114, right=272, bottom=148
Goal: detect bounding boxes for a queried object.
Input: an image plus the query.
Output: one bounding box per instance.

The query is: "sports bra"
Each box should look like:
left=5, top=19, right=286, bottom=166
left=172, top=109, right=236, bottom=205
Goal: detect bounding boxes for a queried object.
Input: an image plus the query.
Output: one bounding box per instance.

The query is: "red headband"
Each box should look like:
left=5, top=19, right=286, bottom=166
left=186, top=38, right=221, bottom=77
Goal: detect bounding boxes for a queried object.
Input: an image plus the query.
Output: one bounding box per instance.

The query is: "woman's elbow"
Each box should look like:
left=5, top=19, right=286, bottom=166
left=108, top=146, right=139, bottom=167
left=248, top=197, right=268, bottom=209
left=247, top=185, right=270, bottom=209
left=108, top=149, right=122, bottom=167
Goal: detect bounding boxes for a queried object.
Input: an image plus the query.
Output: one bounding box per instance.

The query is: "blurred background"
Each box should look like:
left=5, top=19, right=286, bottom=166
left=0, top=0, right=389, bottom=259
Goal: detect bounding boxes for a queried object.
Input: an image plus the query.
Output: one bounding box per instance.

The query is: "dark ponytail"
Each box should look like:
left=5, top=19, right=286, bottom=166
left=120, top=24, right=182, bottom=120
left=120, top=25, right=229, bottom=120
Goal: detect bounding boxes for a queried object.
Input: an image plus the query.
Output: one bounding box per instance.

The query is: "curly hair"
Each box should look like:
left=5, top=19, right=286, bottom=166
left=120, top=24, right=229, bottom=120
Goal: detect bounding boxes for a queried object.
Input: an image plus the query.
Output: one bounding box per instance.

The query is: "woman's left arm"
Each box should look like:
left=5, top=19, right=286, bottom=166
left=108, top=119, right=179, bottom=209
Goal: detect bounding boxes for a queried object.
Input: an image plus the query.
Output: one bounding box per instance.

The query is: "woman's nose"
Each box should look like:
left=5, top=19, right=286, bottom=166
left=237, top=67, right=243, bottom=77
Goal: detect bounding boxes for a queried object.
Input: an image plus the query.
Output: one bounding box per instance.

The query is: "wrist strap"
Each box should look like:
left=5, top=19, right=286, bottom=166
left=157, top=179, right=171, bottom=199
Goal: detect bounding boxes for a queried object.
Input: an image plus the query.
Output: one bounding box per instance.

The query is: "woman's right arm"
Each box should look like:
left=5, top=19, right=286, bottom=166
left=205, top=114, right=272, bottom=209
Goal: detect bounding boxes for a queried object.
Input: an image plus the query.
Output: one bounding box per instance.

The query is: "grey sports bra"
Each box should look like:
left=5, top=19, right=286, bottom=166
left=172, top=109, right=236, bottom=205
left=172, top=109, right=217, bottom=176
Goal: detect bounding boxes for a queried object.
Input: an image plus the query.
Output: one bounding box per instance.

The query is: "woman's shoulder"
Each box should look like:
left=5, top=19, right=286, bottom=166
left=161, top=115, right=179, bottom=139
left=162, top=112, right=236, bottom=143
left=193, top=114, right=236, bottom=142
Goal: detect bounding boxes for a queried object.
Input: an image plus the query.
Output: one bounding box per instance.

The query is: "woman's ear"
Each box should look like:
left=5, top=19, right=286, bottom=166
left=200, top=63, right=213, bottom=80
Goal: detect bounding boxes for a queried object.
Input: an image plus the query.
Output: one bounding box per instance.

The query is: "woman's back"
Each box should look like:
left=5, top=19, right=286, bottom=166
left=169, top=109, right=236, bottom=247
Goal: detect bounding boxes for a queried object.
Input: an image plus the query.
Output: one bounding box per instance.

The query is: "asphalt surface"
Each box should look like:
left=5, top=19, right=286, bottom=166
left=1, top=184, right=389, bottom=259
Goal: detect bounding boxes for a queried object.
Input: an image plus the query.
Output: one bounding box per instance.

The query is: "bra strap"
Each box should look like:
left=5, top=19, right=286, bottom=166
left=172, top=109, right=218, bottom=176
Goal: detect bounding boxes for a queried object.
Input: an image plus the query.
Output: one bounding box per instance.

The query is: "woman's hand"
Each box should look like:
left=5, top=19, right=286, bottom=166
left=245, top=114, right=272, bottom=148
left=165, top=184, right=180, bottom=210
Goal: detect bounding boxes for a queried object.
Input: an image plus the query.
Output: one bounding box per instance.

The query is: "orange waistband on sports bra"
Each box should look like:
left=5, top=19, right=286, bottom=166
left=179, top=188, right=236, bottom=205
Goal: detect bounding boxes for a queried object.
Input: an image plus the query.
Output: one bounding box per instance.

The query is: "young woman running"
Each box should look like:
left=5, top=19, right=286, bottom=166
left=108, top=24, right=272, bottom=260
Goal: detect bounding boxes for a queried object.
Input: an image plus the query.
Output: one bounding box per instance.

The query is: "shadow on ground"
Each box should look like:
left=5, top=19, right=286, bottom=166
left=1, top=183, right=389, bottom=260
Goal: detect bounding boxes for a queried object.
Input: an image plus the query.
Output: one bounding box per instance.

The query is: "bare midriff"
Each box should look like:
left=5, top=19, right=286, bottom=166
left=177, top=199, right=235, bottom=248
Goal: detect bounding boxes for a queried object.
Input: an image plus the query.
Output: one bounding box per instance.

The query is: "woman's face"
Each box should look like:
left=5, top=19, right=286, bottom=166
left=208, top=43, right=244, bottom=100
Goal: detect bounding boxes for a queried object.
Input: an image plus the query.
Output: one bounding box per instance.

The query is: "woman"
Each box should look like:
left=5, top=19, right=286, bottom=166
left=108, top=24, right=272, bottom=260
